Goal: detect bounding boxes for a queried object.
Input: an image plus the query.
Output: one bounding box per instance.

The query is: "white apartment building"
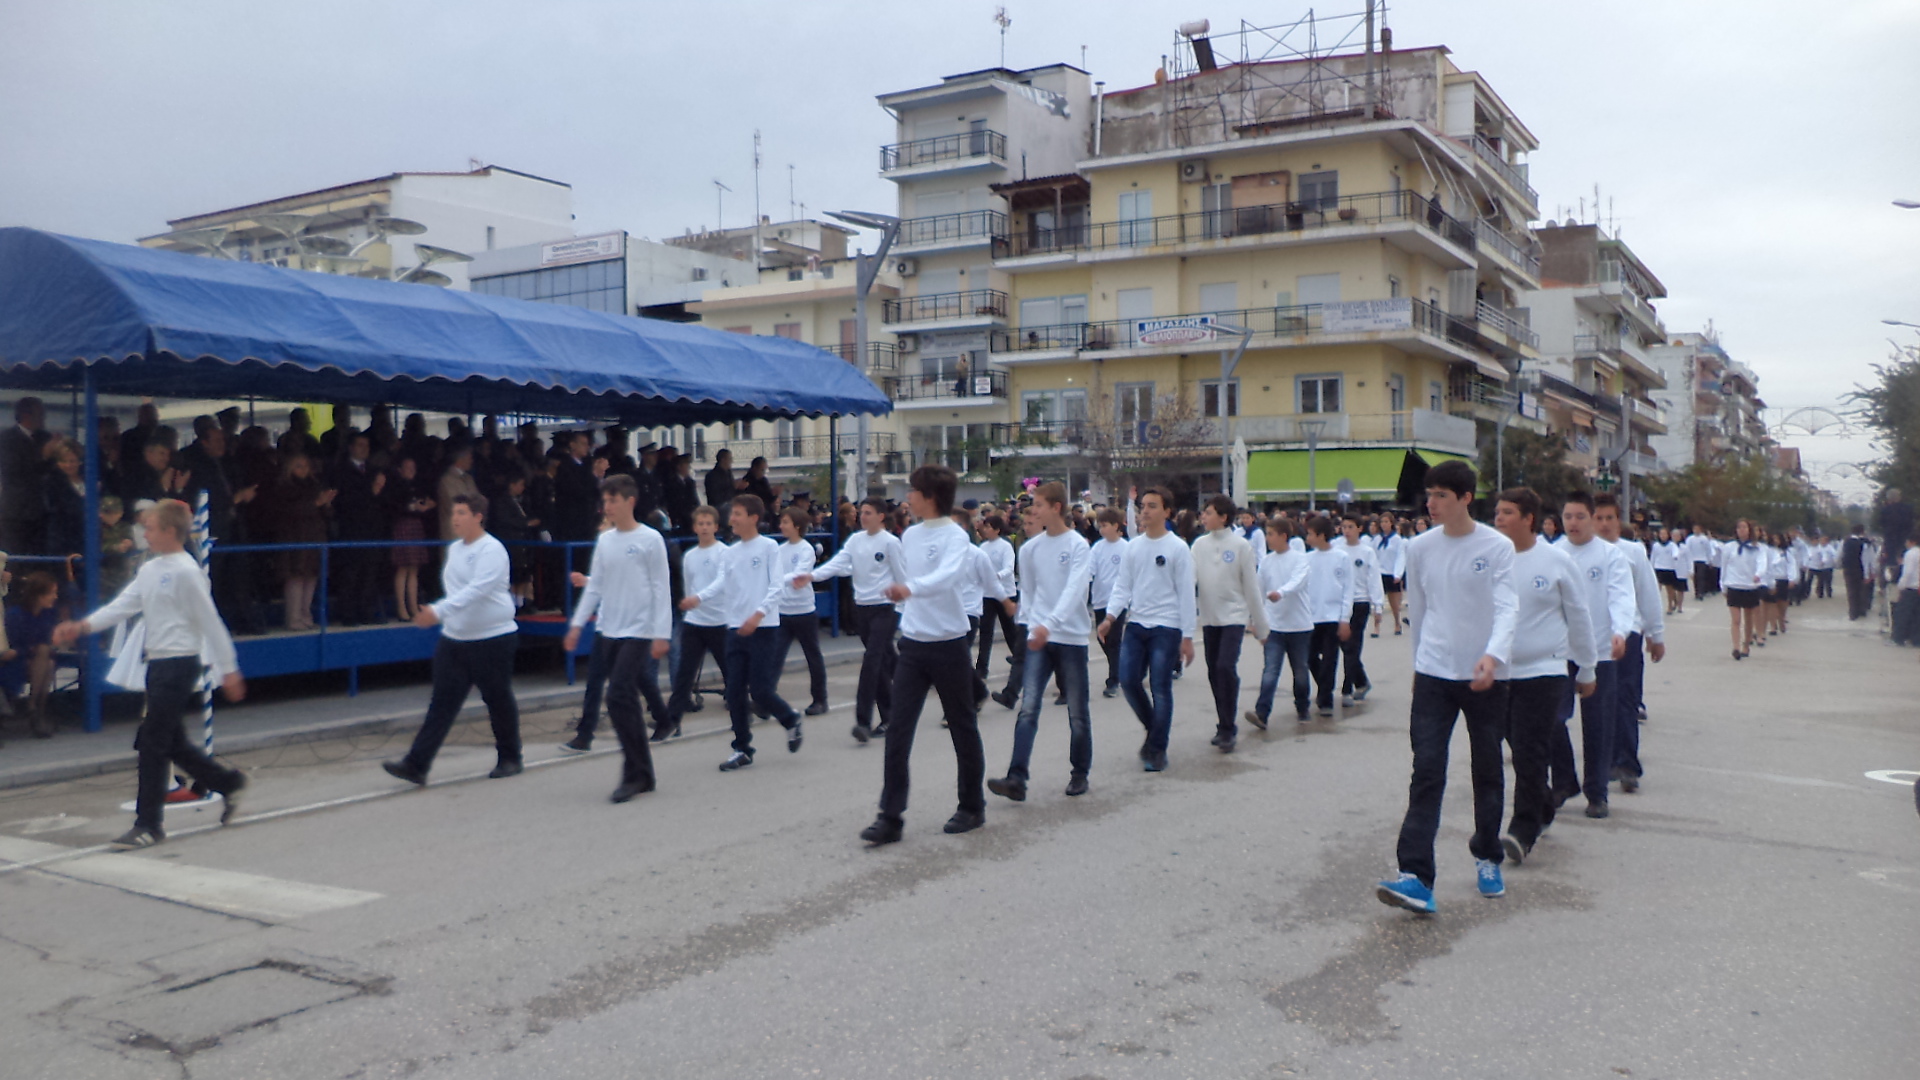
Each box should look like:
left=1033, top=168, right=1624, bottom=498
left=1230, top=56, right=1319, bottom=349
left=467, top=230, right=752, bottom=321
left=1647, top=330, right=1770, bottom=470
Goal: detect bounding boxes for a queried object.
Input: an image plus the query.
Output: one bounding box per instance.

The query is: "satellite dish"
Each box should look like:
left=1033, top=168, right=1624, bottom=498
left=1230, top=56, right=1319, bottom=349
left=413, top=243, right=473, bottom=265
left=399, top=268, right=454, bottom=287
left=300, top=235, right=352, bottom=255
left=255, top=213, right=317, bottom=238
left=163, top=226, right=233, bottom=257
left=377, top=217, right=428, bottom=236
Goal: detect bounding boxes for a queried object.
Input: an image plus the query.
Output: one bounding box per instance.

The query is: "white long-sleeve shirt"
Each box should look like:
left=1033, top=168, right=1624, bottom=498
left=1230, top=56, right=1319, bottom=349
left=569, top=524, right=672, bottom=640
left=1564, top=535, right=1636, bottom=647
left=1507, top=541, right=1598, bottom=683
left=1614, top=537, right=1666, bottom=645
left=694, top=534, right=785, bottom=630
left=1257, top=548, right=1313, bottom=634
left=1016, top=528, right=1093, bottom=646
left=1106, top=531, right=1195, bottom=636
left=1242, top=525, right=1268, bottom=561
left=1340, top=538, right=1388, bottom=605
left=432, top=533, right=517, bottom=641
left=775, top=538, right=820, bottom=616
left=85, top=551, right=240, bottom=679
left=1088, top=536, right=1127, bottom=610
left=1650, top=540, right=1676, bottom=572
left=1899, top=546, right=1920, bottom=592
left=1684, top=533, right=1714, bottom=564
left=1771, top=546, right=1797, bottom=583
left=1377, top=532, right=1407, bottom=578
left=1191, top=529, right=1266, bottom=638
left=979, top=536, right=1016, bottom=603
left=1716, top=540, right=1767, bottom=590
left=680, top=541, right=730, bottom=627
left=809, top=528, right=905, bottom=608
left=1403, top=523, right=1518, bottom=681
left=896, top=518, right=976, bottom=643
left=1303, top=545, right=1351, bottom=625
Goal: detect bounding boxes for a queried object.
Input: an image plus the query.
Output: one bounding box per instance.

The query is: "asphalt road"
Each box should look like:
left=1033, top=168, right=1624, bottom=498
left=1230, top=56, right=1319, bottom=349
left=3, top=592, right=1915, bottom=1080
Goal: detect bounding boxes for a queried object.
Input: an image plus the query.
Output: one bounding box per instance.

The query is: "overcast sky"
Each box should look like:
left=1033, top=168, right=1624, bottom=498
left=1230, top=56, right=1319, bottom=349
left=4, top=0, right=1915, bottom=502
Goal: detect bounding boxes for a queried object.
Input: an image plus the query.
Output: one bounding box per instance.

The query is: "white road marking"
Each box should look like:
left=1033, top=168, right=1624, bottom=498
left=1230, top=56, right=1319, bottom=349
left=1864, top=769, right=1920, bottom=786
left=1668, top=762, right=1860, bottom=791
left=0, top=836, right=381, bottom=922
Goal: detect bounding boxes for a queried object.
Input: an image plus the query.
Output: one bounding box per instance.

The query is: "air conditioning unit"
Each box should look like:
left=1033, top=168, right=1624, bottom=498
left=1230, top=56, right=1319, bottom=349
left=1179, top=159, right=1209, bottom=183
left=891, top=257, right=918, bottom=277
left=897, top=335, right=919, bottom=354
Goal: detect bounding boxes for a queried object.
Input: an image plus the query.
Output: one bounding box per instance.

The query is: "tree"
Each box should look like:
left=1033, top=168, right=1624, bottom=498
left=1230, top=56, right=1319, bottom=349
left=1639, top=457, right=1813, bottom=533
left=1477, top=427, right=1586, bottom=510
left=1846, top=340, right=1920, bottom=498
left=1075, top=390, right=1220, bottom=508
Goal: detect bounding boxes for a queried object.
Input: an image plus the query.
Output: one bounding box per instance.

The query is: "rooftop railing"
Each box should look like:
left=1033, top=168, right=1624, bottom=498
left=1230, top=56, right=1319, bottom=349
left=880, top=129, right=1007, bottom=171
left=997, top=189, right=1474, bottom=258
left=881, top=289, right=1009, bottom=324
left=1472, top=134, right=1538, bottom=205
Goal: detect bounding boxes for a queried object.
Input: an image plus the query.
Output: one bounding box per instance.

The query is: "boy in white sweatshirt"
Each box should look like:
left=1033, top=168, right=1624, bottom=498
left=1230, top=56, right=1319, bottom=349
left=1191, top=494, right=1267, bottom=752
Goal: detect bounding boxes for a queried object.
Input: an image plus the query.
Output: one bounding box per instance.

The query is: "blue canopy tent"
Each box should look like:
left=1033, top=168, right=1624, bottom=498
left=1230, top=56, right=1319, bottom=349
left=0, top=227, right=893, bottom=728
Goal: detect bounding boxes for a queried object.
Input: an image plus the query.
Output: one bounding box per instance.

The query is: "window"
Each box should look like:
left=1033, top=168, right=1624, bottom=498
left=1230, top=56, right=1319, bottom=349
left=1018, top=294, right=1087, bottom=328
left=1297, top=273, right=1341, bottom=307
left=485, top=225, right=495, bottom=251
left=1116, top=382, right=1154, bottom=444
left=1198, top=282, right=1238, bottom=316
left=1298, top=375, right=1342, bottom=414
left=733, top=420, right=755, bottom=439
left=1298, top=170, right=1338, bottom=211
left=774, top=323, right=802, bottom=340
left=1116, top=287, right=1154, bottom=321
left=691, top=267, right=708, bottom=281
left=787, top=268, right=804, bottom=281
left=819, top=264, right=833, bottom=279
left=1388, top=275, right=1402, bottom=298
left=1200, top=379, right=1240, bottom=417
left=1021, top=388, right=1089, bottom=424
left=1430, top=381, right=1445, bottom=412
left=689, top=427, right=707, bottom=461
left=1201, top=182, right=1231, bottom=238
left=1117, top=189, right=1153, bottom=246
left=776, top=418, right=803, bottom=458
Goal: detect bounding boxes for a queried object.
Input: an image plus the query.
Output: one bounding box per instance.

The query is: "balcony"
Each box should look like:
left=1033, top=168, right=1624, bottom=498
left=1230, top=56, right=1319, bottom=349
left=1472, top=220, right=1542, bottom=282
left=885, top=367, right=1008, bottom=405
left=1471, top=134, right=1538, bottom=207
left=1575, top=330, right=1666, bottom=390
left=881, top=288, right=1008, bottom=328
left=993, top=298, right=1502, bottom=376
left=1595, top=260, right=1666, bottom=340
left=879, top=129, right=1006, bottom=176
left=1475, top=300, right=1539, bottom=351
left=894, top=210, right=1007, bottom=254
left=995, top=190, right=1475, bottom=267
left=1626, top=398, right=1669, bottom=435
left=716, top=431, right=897, bottom=465
left=993, top=410, right=1478, bottom=457
left=825, top=341, right=899, bottom=373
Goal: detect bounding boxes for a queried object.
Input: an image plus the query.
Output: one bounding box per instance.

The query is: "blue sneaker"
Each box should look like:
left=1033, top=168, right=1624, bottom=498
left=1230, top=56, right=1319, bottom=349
left=1375, top=873, right=1436, bottom=914
left=1476, top=858, right=1505, bottom=898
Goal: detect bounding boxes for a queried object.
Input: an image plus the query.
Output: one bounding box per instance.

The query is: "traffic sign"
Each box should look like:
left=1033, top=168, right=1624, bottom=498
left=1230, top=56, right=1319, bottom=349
left=1336, top=478, right=1355, bottom=504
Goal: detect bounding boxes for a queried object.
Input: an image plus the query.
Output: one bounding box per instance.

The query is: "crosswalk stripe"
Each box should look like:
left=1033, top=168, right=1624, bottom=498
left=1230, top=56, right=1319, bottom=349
left=0, top=835, right=381, bottom=922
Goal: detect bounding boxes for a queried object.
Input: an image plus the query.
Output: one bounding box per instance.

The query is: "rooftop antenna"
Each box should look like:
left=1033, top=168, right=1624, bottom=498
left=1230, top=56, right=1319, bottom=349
left=713, top=179, right=732, bottom=232
left=753, top=130, right=763, bottom=272
left=788, top=163, right=796, bottom=220
left=995, top=6, right=1011, bottom=68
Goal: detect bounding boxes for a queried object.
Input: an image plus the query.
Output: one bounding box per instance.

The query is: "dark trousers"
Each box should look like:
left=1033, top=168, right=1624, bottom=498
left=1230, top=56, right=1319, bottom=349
left=604, top=637, right=659, bottom=787
left=1504, top=675, right=1568, bottom=850
left=1844, top=569, right=1870, bottom=620
left=879, top=636, right=984, bottom=820
left=851, top=603, right=898, bottom=728
left=776, top=613, right=829, bottom=708
left=1395, top=673, right=1510, bottom=887
left=134, top=657, right=244, bottom=833
left=1117, top=622, right=1181, bottom=754
left=1201, top=625, right=1244, bottom=737
left=1255, top=630, right=1312, bottom=720
left=964, top=615, right=991, bottom=702
left=1893, top=590, right=1920, bottom=646
left=577, top=632, right=668, bottom=739
left=1693, top=561, right=1710, bottom=600
left=1093, top=607, right=1126, bottom=689
left=976, top=599, right=1020, bottom=679
left=667, top=622, right=729, bottom=725
left=1308, top=622, right=1342, bottom=709
left=724, top=626, right=797, bottom=754
left=401, top=632, right=522, bottom=775
left=1007, top=642, right=1091, bottom=782
left=1554, top=660, right=1616, bottom=805
left=1815, top=568, right=1834, bottom=599
left=1614, top=632, right=1645, bottom=779
left=1340, top=601, right=1372, bottom=694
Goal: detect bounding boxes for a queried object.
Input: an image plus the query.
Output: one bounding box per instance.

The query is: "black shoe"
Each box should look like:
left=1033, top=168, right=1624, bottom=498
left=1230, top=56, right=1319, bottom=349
left=753, top=706, right=771, bottom=720
left=851, top=722, right=871, bottom=744
left=1549, top=784, right=1579, bottom=810
left=1143, top=750, right=1169, bottom=772
left=987, top=776, right=1027, bottom=802
left=1296, top=710, right=1311, bottom=724
left=1217, top=736, right=1236, bottom=754
left=719, top=750, right=753, bottom=772
left=1243, top=709, right=1267, bottom=732
left=1612, top=767, right=1641, bottom=794
left=871, top=722, right=888, bottom=738
left=943, top=809, right=985, bottom=834
left=805, top=701, right=829, bottom=716
left=609, top=778, right=655, bottom=803
left=110, top=827, right=162, bottom=850
left=488, top=759, right=524, bottom=779
left=1584, top=799, right=1609, bottom=819
left=1501, top=834, right=1528, bottom=866
left=1102, top=683, right=1119, bottom=699
left=1138, top=737, right=1153, bottom=762
left=559, top=735, right=592, bottom=754
left=787, top=721, right=803, bottom=752
left=991, top=689, right=1018, bottom=710
left=1065, top=774, right=1088, bottom=797
left=861, top=815, right=903, bottom=845
left=219, top=771, right=248, bottom=825
left=1209, top=731, right=1226, bottom=748
left=382, top=760, right=427, bottom=786
left=649, top=723, right=680, bottom=743
left=1053, top=693, right=1068, bottom=706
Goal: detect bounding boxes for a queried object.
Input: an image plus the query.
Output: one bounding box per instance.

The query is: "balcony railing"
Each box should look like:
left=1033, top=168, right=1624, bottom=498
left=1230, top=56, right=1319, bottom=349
left=882, top=289, right=1009, bottom=324
left=1472, top=220, right=1542, bottom=280
left=1472, top=134, right=1538, bottom=205
left=897, top=210, right=1007, bottom=249
left=880, top=129, right=1007, bottom=171
left=997, top=189, right=1474, bottom=258
left=1476, top=300, right=1539, bottom=349
left=717, top=432, right=898, bottom=462
left=825, top=341, right=900, bottom=372
left=998, top=419, right=1089, bottom=448
left=886, top=368, right=1009, bottom=402
left=995, top=298, right=1478, bottom=355
left=991, top=412, right=1477, bottom=454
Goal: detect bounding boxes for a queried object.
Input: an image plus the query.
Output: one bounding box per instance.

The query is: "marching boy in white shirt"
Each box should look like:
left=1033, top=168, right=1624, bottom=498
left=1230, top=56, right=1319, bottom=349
left=682, top=494, right=802, bottom=773
left=57, top=499, right=248, bottom=850
left=1247, top=516, right=1313, bottom=727
left=800, top=497, right=904, bottom=743
left=988, top=482, right=1094, bottom=801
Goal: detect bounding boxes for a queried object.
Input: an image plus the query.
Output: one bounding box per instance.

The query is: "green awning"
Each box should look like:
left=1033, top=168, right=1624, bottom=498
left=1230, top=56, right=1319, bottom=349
left=1246, top=448, right=1409, bottom=496
left=1414, top=449, right=1473, bottom=468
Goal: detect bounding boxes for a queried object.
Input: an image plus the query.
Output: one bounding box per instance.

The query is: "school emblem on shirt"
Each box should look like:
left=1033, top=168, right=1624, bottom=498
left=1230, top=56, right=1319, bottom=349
left=1058, top=550, right=1071, bottom=564
left=625, top=544, right=639, bottom=557
left=1223, top=550, right=1235, bottom=563
left=1588, top=566, right=1602, bottom=580
left=874, top=552, right=886, bottom=562
left=1110, top=554, right=1121, bottom=565
left=927, top=545, right=939, bottom=561
left=750, top=556, right=761, bottom=569
left=1471, top=557, right=1489, bottom=573
left=158, top=573, right=172, bottom=587
left=1354, top=557, right=1365, bottom=569
left=1533, top=575, right=1550, bottom=591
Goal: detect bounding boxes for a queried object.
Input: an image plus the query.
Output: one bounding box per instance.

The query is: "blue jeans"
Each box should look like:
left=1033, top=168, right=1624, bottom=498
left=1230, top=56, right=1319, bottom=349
left=1614, top=631, right=1644, bottom=778
left=1255, top=630, right=1313, bottom=720
left=1118, top=622, right=1181, bottom=754
left=1395, top=673, right=1510, bottom=888
left=1007, top=641, right=1091, bottom=782
left=1557, top=660, right=1617, bottom=804
left=724, top=626, right=797, bottom=753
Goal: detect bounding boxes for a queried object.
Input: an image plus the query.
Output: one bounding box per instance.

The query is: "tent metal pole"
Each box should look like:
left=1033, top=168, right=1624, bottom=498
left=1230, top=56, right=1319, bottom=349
left=82, top=368, right=103, bottom=733
left=828, top=414, right=840, bottom=638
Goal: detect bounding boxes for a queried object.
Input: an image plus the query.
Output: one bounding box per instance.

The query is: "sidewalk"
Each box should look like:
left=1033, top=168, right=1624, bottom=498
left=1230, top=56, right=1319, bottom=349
left=0, top=631, right=868, bottom=791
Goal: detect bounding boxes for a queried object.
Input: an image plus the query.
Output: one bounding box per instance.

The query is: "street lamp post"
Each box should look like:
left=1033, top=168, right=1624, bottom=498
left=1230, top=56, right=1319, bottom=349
left=827, top=210, right=901, bottom=498
left=1213, top=323, right=1253, bottom=501
left=1301, top=419, right=1327, bottom=512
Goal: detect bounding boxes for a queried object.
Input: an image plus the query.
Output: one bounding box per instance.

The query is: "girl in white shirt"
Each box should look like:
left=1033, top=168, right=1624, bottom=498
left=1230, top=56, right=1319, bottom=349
left=776, top=506, right=829, bottom=715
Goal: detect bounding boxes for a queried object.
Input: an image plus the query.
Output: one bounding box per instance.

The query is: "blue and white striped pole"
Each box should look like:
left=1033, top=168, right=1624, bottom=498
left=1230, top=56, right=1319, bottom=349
left=192, top=492, right=215, bottom=756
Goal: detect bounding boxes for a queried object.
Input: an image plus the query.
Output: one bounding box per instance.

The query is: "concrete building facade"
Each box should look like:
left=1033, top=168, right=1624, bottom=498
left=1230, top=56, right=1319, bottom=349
left=1647, top=330, right=1770, bottom=470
